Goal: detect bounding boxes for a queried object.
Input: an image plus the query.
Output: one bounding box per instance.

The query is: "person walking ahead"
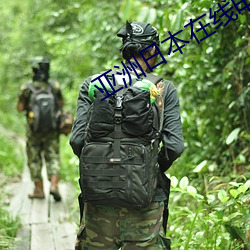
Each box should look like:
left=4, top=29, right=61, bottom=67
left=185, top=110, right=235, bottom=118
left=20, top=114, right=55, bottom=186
left=70, top=21, right=184, bottom=249
left=17, top=57, right=64, bottom=201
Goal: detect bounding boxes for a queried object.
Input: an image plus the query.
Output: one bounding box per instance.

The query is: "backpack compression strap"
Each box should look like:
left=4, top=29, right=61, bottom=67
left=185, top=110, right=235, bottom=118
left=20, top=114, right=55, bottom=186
left=111, top=71, right=164, bottom=161
left=110, top=71, right=169, bottom=233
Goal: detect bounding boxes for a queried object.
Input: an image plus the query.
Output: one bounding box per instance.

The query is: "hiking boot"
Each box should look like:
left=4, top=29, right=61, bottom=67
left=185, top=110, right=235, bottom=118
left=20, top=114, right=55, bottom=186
left=28, top=180, right=45, bottom=199
left=50, top=175, right=62, bottom=202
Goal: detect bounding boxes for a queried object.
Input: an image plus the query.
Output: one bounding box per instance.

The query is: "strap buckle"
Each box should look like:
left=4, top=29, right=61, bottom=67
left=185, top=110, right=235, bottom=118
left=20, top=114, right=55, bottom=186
left=115, top=96, right=123, bottom=110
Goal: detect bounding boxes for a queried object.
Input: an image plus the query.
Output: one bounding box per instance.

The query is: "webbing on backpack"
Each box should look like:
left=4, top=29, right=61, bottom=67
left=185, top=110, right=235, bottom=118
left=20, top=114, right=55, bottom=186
left=80, top=71, right=165, bottom=209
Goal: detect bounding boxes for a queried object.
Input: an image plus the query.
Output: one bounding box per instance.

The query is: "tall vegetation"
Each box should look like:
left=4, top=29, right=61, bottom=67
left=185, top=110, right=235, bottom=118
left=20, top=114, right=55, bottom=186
left=0, top=0, right=249, bottom=249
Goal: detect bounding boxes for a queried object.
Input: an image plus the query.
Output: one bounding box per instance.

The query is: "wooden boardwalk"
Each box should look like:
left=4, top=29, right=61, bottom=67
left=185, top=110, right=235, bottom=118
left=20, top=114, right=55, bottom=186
left=8, top=164, right=78, bottom=250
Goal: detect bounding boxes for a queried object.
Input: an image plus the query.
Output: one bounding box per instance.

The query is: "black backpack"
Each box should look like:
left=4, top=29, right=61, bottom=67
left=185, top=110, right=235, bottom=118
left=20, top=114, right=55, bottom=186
left=79, top=72, right=164, bottom=209
left=27, top=82, right=59, bottom=133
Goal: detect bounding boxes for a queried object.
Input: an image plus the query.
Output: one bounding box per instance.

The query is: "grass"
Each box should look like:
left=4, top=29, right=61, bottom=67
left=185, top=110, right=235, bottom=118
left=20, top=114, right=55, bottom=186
left=0, top=207, right=20, bottom=250
left=0, top=133, right=24, bottom=177
left=0, top=131, right=23, bottom=249
left=60, top=135, right=80, bottom=190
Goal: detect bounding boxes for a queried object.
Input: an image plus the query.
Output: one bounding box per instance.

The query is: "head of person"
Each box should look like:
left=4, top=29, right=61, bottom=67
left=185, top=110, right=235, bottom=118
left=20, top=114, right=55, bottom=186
left=117, top=21, right=160, bottom=71
left=30, top=56, right=50, bottom=82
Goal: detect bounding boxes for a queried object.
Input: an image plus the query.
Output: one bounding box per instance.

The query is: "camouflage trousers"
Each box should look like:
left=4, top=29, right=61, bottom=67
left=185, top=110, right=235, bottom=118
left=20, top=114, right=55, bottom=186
left=26, top=130, right=60, bottom=181
left=75, top=201, right=170, bottom=250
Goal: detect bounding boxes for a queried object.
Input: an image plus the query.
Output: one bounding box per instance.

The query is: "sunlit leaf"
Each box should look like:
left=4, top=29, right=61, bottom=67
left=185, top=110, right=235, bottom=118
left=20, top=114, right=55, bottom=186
left=244, top=180, right=250, bottom=190
left=229, top=189, right=239, bottom=198
left=193, top=160, right=208, bottom=173
left=227, top=212, right=243, bottom=221
left=208, top=163, right=217, bottom=172
left=120, top=0, right=131, bottom=21
left=218, top=190, right=229, bottom=203
left=206, top=194, right=216, bottom=204
left=239, top=14, right=246, bottom=24
left=228, top=182, right=241, bottom=187
left=171, top=176, right=179, bottom=188
left=171, top=8, right=183, bottom=32
left=187, top=185, right=197, bottom=197
left=179, top=176, right=189, bottom=190
left=237, top=185, right=247, bottom=194
left=226, top=128, right=241, bottom=145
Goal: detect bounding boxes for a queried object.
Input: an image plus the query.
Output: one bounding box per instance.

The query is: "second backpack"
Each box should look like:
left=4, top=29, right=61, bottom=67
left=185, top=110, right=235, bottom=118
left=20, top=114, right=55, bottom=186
left=27, top=83, right=59, bottom=133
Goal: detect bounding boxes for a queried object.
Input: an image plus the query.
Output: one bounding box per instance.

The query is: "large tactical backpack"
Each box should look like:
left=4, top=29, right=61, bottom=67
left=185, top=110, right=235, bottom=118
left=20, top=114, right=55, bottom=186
left=79, top=72, right=164, bottom=209
left=27, top=82, right=59, bottom=133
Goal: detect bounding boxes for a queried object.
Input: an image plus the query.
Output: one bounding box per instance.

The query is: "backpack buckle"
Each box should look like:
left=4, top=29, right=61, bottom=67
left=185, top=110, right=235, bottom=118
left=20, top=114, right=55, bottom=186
left=115, top=96, right=123, bottom=110
left=115, top=113, right=122, bottom=124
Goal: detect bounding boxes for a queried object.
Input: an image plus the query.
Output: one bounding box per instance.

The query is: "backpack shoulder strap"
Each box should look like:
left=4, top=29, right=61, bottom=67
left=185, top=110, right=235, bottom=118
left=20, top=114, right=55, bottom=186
left=144, top=73, right=163, bottom=85
left=26, top=83, right=39, bottom=94
left=27, top=82, right=52, bottom=94
left=48, top=80, right=56, bottom=90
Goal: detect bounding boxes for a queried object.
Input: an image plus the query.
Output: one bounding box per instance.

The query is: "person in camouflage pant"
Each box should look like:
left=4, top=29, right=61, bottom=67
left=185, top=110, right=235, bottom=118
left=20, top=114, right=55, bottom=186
left=75, top=202, right=170, bottom=250
left=70, top=21, right=184, bottom=249
left=26, top=130, right=60, bottom=181
left=17, top=57, right=64, bottom=201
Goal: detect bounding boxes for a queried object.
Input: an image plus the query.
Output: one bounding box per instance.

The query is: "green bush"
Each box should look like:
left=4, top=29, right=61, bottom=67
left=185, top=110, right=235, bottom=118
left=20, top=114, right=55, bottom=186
left=167, top=175, right=250, bottom=250
left=60, top=135, right=79, bottom=188
left=0, top=1, right=249, bottom=249
left=0, top=132, right=23, bottom=249
left=0, top=207, right=20, bottom=250
left=0, top=134, right=24, bottom=177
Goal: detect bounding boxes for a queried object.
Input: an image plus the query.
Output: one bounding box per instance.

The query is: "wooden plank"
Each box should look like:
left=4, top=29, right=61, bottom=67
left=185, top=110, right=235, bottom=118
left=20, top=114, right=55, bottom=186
left=50, top=183, right=78, bottom=249
left=61, top=182, right=77, bottom=211
left=22, top=163, right=31, bottom=182
left=31, top=223, right=54, bottom=250
left=30, top=178, right=50, bottom=224
left=11, top=224, right=31, bottom=250
left=50, top=196, right=67, bottom=223
left=62, top=182, right=79, bottom=223
left=52, top=222, right=76, bottom=250
left=9, top=155, right=79, bottom=250
left=30, top=166, right=50, bottom=224
left=30, top=192, right=49, bottom=224
left=8, top=181, right=32, bottom=218
left=50, top=182, right=76, bottom=223
left=17, top=181, right=33, bottom=224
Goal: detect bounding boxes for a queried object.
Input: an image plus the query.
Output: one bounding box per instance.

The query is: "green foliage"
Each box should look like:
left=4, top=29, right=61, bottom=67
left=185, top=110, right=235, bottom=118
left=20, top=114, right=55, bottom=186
left=168, top=175, right=250, bottom=249
left=60, top=135, right=79, bottom=190
left=0, top=0, right=249, bottom=248
left=0, top=132, right=23, bottom=248
left=0, top=207, right=20, bottom=250
left=0, top=134, right=24, bottom=177
left=0, top=174, right=21, bottom=249
left=116, top=0, right=250, bottom=177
